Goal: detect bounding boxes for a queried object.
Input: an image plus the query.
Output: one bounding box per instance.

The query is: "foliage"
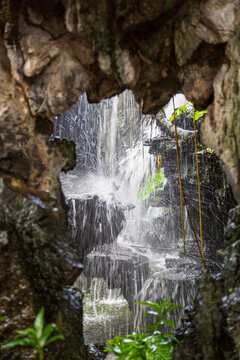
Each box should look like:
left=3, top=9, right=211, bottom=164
left=136, top=299, right=181, bottom=333
left=206, top=147, right=214, bottom=153
left=137, top=171, right=165, bottom=201
left=104, top=299, right=181, bottom=360
left=105, top=332, right=174, bottom=360
left=168, top=101, right=207, bottom=123
left=199, top=144, right=214, bottom=153
left=1, top=308, right=64, bottom=360
left=0, top=317, right=6, bottom=322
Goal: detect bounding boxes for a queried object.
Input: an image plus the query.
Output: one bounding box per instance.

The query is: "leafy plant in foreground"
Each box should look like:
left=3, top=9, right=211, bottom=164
left=104, top=299, right=181, bottom=360
left=1, top=308, right=64, bottom=360
left=136, top=298, right=181, bottom=333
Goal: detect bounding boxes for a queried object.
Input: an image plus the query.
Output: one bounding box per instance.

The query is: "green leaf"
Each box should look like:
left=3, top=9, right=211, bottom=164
left=15, top=328, right=36, bottom=338
left=136, top=300, right=167, bottom=311
left=168, top=103, right=189, bottom=122
left=194, top=110, right=207, bottom=122
left=104, top=346, right=113, bottom=352
left=148, top=333, right=174, bottom=360
left=161, top=304, right=182, bottom=317
left=137, top=172, right=165, bottom=201
left=0, top=316, right=6, bottom=322
left=105, top=300, right=179, bottom=360
left=163, top=319, right=175, bottom=328
left=39, top=323, right=57, bottom=347
left=137, top=298, right=173, bottom=314
left=1, top=338, right=35, bottom=349
left=34, top=308, right=45, bottom=338
left=168, top=101, right=207, bottom=124
left=46, top=334, right=64, bottom=345
left=164, top=334, right=181, bottom=345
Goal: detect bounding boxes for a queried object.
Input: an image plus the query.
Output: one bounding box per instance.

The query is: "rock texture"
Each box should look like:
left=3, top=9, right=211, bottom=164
left=0, top=180, right=88, bottom=359
left=148, top=131, right=236, bottom=268
left=0, top=0, right=240, bottom=359
left=175, top=206, right=240, bottom=360
left=201, top=4, right=240, bottom=203
left=1, top=0, right=239, bottom=198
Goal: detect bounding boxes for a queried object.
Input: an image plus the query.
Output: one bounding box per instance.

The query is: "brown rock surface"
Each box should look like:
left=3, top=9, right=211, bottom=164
left=0, top=0, right=240, bottom=358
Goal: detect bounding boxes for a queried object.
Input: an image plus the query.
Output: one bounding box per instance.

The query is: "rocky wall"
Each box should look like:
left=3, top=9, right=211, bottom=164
left=175, top=206, right=240, bottom=360
left=1, top=0, right=239, bottom=199
left=0, top=0, right=240, bottom=358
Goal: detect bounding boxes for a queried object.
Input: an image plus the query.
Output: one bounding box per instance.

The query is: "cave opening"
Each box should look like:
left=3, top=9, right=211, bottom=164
left=53, top=90, right=236, bottom=349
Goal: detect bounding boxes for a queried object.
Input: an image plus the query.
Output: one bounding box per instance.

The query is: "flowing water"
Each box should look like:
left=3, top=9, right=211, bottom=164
left=54, top=90, right=233, bottom=345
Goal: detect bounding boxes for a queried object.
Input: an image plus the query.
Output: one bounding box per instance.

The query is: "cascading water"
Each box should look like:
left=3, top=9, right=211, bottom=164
left=54, top=90, right=235, bottom=345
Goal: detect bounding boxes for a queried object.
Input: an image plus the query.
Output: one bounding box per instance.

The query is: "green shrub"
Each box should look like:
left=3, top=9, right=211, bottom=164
left=104, top=298, right=181, bottom=360
left=168, top=102, right=207, bottom=123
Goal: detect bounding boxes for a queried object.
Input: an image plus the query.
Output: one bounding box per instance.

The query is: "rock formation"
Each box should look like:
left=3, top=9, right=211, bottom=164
left=0, top=0, right=240, bottom=358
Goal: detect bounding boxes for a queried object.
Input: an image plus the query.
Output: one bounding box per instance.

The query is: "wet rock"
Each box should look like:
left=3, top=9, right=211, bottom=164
left=148, top=128, right=236, bottom=266
left=105, top=354, right=117, bottom=360
left=0, top=231, right=8, bottom=247
left=136, top=275, right=198, bottom=331
left=0, top=1, right=239, bottom=199
left=165, top=257, right=202, bottom=275
left=201, top=4, right=240, bottom=202
left=175, top=206, right=240, bottom=359
left=1, top=0, right=238, bottom=150
left=81, top=278, right=131, bottom=344
left=222, top=206, right=240, bottom=290
left=67, top=195, right=125, bottom=257
left=77, top=244, right=149, bottom=310
left=87, top=344, right=107, bottom=360
left=0, top=184, right=87, bottom=360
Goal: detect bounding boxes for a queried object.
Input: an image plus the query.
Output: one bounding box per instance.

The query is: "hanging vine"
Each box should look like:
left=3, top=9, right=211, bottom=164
left=173, top=97, right=186, bottom=256
left=173, top=97, right=206, bottom=269
left=193, top=108, right=205, bottom=267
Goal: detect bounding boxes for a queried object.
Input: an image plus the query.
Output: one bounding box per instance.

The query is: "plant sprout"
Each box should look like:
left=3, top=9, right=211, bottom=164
left=1, top=308, right=64, bottom=360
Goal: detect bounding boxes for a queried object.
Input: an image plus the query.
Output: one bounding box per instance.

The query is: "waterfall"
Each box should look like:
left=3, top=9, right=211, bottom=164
left=55, top=90, right=233, bottom=344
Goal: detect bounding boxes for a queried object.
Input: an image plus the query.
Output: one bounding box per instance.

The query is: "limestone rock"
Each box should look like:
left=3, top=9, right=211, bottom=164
left=196, top=0, right=239, bottom=44
left=201, top=4, right=240, bottom=202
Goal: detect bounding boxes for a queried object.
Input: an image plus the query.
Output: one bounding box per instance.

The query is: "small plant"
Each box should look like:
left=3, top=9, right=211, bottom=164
left=137, top=171, right=165, bottom=201
left=104, top=299, right=181, bottom=360
left=1, top=308, right=64, bottom=360
left=136, top=298, right=181, bottom=333
left=168, top=101, right=207, bottom=123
